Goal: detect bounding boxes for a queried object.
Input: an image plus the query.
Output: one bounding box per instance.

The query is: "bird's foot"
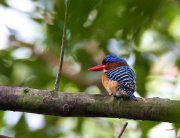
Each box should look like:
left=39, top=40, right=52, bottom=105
left=111, top=91, right=129, bottom=99
left=112, top=91, right=121, bottom=97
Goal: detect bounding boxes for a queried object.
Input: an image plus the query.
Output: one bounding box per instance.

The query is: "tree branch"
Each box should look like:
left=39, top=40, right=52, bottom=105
left=0, top=86, right=180, bottom=123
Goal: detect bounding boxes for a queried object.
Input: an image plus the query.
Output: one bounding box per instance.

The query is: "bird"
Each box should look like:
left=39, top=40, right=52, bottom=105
left=88, top=54, right=137, bottom=101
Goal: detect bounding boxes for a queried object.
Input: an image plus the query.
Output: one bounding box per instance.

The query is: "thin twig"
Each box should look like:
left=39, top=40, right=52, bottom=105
left=117, top=122, right=128, bottom=138
left=54, top=0, right=70, bottom=92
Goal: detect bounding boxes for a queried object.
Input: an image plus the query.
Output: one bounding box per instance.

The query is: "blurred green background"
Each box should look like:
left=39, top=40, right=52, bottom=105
left=0, top=0, right=180, bottom=137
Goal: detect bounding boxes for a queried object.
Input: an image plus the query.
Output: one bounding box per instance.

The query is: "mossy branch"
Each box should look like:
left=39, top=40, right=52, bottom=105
left=0, top=86, right=180, bottom=123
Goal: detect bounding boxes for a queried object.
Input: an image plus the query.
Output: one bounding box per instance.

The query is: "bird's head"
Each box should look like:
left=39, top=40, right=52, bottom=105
left=88, top=54, right=128, bottom=72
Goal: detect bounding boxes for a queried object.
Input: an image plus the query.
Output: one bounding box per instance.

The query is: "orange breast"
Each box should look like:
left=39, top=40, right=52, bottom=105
left=102, top=72, right=118, bottom=96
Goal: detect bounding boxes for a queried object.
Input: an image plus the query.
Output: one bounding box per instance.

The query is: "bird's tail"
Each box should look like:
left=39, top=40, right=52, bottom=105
left=117, top=86, right=137, bottom=101
left=125, top=89, right=137, bottom=101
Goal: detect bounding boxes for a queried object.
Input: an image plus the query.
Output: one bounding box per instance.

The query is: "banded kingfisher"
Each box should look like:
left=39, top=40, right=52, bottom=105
left=88, top=54, right=137, bottom=101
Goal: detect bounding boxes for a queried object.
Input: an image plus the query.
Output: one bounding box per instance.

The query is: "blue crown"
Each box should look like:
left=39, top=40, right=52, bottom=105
left=102, top=55, right=126, bottom=64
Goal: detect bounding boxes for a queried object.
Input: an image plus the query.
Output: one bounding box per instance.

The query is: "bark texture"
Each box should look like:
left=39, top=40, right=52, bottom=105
left=0, top=86, right=180, bottom=123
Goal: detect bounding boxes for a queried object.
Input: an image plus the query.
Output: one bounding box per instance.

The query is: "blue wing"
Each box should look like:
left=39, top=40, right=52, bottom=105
left=106, top=66, right=137, bottom=101
left=106, top=66, right=136, bottom=91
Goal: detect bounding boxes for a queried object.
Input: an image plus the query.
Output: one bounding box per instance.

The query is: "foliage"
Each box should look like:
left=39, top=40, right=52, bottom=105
left=0, top=0, right=180, bottom=137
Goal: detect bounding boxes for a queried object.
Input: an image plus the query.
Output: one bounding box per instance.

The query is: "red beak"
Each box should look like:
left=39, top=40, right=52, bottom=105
left=88, top=65, right=106, bottom=71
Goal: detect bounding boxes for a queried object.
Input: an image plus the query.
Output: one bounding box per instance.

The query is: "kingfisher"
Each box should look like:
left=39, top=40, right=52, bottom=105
left=88, top=54, right=137, bottom=101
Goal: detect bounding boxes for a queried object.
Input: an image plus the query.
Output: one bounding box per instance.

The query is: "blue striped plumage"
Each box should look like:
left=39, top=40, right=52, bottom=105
left=106, top=66, right=137, bottom=101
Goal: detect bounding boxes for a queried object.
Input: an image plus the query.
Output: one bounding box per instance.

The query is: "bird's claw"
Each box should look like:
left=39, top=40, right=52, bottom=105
left=112, top=91, right=121, bottom=97
left=111, top=91, right=129, bottom=99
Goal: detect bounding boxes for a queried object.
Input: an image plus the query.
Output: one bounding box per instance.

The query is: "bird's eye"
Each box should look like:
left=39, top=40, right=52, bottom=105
left=102, top=59, right=107, bottom=65
left=102, top=59, right=111, bottom=65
